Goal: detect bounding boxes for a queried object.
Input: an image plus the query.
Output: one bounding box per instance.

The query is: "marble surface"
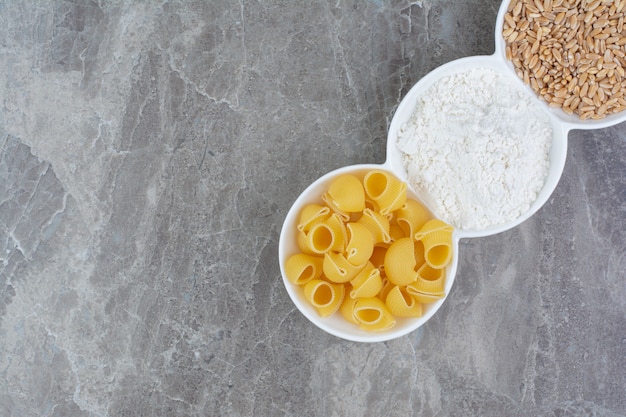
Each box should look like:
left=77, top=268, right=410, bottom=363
left=1, top=1, right=625, bottom=416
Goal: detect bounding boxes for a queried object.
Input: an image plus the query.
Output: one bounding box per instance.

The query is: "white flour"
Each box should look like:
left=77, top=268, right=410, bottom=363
left=396, top=67, right=552, bottom=230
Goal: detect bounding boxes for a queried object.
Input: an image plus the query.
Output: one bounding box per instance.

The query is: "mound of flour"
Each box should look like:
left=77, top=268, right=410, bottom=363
left=396, top=67, right=552, bottom=230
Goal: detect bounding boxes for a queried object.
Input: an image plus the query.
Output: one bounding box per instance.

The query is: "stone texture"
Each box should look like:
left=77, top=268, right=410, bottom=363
left=0, top=1, right=625, bottom=416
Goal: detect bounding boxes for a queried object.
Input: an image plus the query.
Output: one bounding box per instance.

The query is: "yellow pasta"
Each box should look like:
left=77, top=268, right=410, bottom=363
left=364, top=195, right=381, bottom=213
left=414, top=219, right=454, bottom=269
left=396, top=199, right=432, bottom=237
left=339, top=296, right=359, bottom=324
left=285, top=253, right=324, bottom=285
left=349, top=262, right=383, bottom=298
left=413, top=239, right=426, bottom=268
left=326, top=174, right=366, bottom=212
left=297, top=204, right=331, bottom=233
left=323, top=251, right=367, bottom=283
left=385, top=285, right=423, bottom=318
left=306, top=214, right=346, bottom=254
left=378, top=277, right=395, bottom=302
left=357, top=208, right=391, bottom=244
left=384, top=237, right=419, bottom=286
left=345, top=222, right=375, bottom=266
left=285, top=168, right=456, bottom=333
left=297, top=230, right=315, bottom=255
left=406, top=262, right=446, bottom=304
left=389, top=221, right=405, bottom=243
left=405, top=288, right=444, bottom=305
left=303, top=279, right=345, bottom=317
left=363, top=169, right=407, bottom=215
left=413, top=263, right=446, bottom=295
left=321, top=192, right=351, bottom=222
left=369, top=245, right=388, bottom=273
left=352, top=297, right=397, bottom=332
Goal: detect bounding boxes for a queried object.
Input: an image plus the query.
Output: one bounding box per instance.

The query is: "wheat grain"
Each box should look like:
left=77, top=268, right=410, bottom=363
left=503, top=0, right=626, bottom=119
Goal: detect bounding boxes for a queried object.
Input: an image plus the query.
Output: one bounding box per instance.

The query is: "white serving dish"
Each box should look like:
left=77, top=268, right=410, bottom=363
left=278, top=0, right=626, bottom=343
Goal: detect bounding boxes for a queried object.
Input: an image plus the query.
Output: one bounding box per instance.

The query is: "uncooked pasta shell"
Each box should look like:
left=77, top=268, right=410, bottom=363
left=339, top=296, right=360, bottom=324
left=345, top=222, right=375, bottom=266
left=327, top=174, right=366, bottom=212
left=407, top=291, right=445, bottom=304
left=306, top=214, right=346, bottom=254
left=323, top=251, right=367, bottom=283
left=414, top=218, right=454, bottom=239
left=363, top=170, right=407, bottom=215
left=297, top=204, right=331, bottom=233
left=396, top=199, right=431, bottom=237
left=303, top=279, right=345, bottom=317
left=406, top=282, right=445, bottom=304
left=388, top=221, right=405, bottom=242
left=321, top=193, right=351, bottom=222
left=353, top=297, right=396, bottom=331
left=297, top=230, right=316, bottom=255
left=349, top=262, right=383, bottom=298
left=378, top=277, right=395, bottom=302
left=384, top=237, right=418, bottom=286
left=357, top=208, right=391, bottom=244
left=285, top=253, right=324, bottom=285
left=413, top=263, right=445, bottom=294
left=385, top=285, right=423, bottom=318
left=415, top=219, right=454, bottom=269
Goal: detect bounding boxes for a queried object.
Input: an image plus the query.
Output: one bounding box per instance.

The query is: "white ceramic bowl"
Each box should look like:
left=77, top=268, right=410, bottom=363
left=386, top=54, right=567, bottom=238
left=278, top=0, right=626, bottom=343
left=278, top=164, right=459, bottom=343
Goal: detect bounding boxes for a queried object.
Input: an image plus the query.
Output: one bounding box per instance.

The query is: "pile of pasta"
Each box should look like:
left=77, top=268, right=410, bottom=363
left=284, top=169, right=455, bottom=332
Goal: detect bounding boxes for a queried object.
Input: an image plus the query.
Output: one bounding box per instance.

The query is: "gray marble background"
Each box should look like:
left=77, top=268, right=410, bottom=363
left=1, top=1, right=625, bottom=416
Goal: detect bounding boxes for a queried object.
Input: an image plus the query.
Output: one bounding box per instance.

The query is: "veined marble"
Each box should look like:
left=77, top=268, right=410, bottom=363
left=1, top=1, right=625, bottom=416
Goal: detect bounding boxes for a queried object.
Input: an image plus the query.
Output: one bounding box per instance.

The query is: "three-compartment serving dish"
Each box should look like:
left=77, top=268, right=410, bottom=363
left=278, top=0, right=626, bottom=342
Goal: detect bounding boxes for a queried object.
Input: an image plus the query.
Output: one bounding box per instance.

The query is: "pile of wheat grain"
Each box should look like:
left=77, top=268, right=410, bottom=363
left=503, top=0, right=626, bottom=119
